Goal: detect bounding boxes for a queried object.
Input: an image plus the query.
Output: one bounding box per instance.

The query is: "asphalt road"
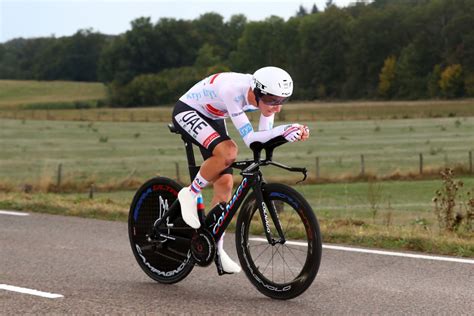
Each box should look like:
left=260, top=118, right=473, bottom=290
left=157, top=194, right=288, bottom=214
left=1, top=212, right=473, bottom=314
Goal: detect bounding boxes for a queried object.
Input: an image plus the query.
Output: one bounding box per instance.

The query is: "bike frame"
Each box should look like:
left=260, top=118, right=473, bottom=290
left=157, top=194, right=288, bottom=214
left=152, top=124, right=306, bottom=245
left=152, top=158, right=284, bottom=244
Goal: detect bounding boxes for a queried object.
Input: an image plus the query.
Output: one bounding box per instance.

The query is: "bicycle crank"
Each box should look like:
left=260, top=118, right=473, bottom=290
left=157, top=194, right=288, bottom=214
left=190, top=229, right=216, bottom=267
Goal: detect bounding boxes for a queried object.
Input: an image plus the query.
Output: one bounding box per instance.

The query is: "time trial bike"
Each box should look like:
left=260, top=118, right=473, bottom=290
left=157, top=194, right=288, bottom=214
left=128, top=124, right=322, bottom=300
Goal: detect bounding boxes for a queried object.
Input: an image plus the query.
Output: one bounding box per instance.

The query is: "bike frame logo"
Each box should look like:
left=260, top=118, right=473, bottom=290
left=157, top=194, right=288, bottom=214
left=212, top=178, right=248, bottom=235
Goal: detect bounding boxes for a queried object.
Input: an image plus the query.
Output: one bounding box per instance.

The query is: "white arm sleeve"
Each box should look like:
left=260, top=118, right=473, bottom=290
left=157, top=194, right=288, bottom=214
left=258, top=113, right=274, bottom=131
left=230, top=112, right=288, bottom=147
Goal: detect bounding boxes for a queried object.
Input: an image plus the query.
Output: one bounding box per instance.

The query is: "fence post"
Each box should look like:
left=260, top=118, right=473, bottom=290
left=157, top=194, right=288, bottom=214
left=419, top=153, right=423, bottom=174
left=57, top=163, right=63, bottom=188
left=175, top=162, right=180, bottom=182
left=469, top=151, right=472, bottom=174
left=315, top=157, right=320, bottom=179
left=89, top=184, right=95, bottom=199
left=360, top=154, right=365, bottom=176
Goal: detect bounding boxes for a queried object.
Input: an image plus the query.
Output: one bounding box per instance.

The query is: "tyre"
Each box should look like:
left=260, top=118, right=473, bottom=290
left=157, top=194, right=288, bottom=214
left=236, top=183, right=322, bottom=300
left=128, top=177, right=194, bottom=284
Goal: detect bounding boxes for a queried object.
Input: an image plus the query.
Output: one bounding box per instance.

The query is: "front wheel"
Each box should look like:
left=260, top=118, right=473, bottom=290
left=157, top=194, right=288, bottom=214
left=236, top=183, right=322, bottom=300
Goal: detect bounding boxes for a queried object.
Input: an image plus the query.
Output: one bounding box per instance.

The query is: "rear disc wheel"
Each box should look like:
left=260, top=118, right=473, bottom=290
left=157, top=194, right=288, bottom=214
left=128, top=177, right=194, bottom=284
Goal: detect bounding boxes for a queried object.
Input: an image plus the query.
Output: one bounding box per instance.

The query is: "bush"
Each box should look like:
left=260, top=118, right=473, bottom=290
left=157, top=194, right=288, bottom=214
left=107, top=65, right=230, bottom=107
left=433, top=168, right=472, bottom=233
left=125, top=74, right=170, bottom=106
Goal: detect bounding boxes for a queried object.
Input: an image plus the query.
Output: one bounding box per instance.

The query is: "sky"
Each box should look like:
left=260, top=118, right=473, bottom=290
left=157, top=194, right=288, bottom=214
left=0, top=0, right=356, bottom=43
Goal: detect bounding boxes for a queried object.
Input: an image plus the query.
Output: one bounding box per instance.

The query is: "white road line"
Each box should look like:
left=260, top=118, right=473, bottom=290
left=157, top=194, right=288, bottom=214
left=248, top=238, right=474, bottom=264
left=0, top=210, right=29, bottom=216
left=0, top=284, right=63, bottom=299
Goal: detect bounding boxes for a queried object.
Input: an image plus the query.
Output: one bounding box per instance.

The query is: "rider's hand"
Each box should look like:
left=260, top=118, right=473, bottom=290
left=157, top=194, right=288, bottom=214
left=300, top=125, right=310, bottom=141
left=283, top=124, right=303, bottom=142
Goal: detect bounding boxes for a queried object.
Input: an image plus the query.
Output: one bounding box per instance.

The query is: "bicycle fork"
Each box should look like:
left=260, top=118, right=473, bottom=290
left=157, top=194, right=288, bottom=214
left=254, top=182, right=286, bottom=245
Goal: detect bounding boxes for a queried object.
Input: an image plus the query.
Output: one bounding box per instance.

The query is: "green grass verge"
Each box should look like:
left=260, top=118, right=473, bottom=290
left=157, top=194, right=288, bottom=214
left=0, top=80, right=106, bottom=108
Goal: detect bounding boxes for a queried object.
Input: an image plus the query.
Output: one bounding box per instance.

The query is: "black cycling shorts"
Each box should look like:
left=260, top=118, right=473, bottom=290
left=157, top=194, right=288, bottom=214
left=172, top=101, right=233, bottom=175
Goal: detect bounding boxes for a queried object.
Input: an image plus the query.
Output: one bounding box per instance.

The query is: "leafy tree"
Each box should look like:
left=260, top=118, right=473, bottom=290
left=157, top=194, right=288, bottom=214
left=59, top=29, right=107, bottom=81
left=230, top=16, right=288, bottom=72
left=377, top=56, right=397, bottom=98
left=224, top=14, right=247, bottom=59
left=296, top=5, right=308, bottom=17
left=99, top=17, right=198, bottom=85
left=439, top=64, right=464, bottom=98
left=194, top=43, right=221, bottom=68
left=428, top=64, right=442, bottom=98
left=325, top=0, right=334, bottom=9
left=344, top=5, right=408, bottom=98
left=298, top=7, right=351, bottom=98
left=394, top=43, right=428, bottom=99
left=464, top=72, right=474, bottom=97
left=193, top=13, right=227, bottom=59
left=311, top=4, right=319, bottom=14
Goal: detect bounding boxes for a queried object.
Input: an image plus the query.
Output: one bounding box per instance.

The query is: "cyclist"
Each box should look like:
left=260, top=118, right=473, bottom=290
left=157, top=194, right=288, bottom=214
left=172, top=66, right=309, bottom=274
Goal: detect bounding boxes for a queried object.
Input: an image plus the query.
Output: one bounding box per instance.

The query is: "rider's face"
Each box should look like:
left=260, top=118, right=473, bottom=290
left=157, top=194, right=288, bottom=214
left=259, top=101, right=282, bottom=117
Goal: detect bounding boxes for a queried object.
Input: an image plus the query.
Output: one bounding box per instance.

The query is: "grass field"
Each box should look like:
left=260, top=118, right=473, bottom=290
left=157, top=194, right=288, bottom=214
left=0, top=80, right=106, bottom=108
left=1, top=117, right=473, bottom=188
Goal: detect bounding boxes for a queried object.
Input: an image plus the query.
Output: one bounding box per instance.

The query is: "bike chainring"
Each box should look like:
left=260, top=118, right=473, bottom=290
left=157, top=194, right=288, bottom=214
left=190, top=229, right=216, bottom=267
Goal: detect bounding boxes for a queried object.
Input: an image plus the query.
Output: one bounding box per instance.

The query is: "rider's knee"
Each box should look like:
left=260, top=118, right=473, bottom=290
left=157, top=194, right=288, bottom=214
left=214, top=140, right=238, bottom=166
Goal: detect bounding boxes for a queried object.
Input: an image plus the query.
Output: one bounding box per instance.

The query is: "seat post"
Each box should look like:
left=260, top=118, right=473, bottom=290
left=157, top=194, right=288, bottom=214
left=182, top=138, right=199, bottom=182
left=168, top=123, right=200, bottom=183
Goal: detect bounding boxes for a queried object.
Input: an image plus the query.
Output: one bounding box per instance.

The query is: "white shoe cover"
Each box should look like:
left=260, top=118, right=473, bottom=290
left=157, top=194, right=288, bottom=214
left=217, top=234, right=241, bottom=275
left=218, top=248, right=241, bottom=273
left=178, top=188, right=200, bottom=229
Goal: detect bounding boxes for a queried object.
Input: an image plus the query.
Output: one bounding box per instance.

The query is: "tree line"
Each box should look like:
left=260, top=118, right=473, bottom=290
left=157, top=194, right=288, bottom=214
left=1, top=0, right=473, bottom=106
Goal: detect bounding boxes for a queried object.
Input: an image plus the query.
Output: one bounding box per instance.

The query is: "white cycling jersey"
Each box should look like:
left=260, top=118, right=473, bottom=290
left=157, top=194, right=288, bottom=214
left=179, top=72, right=295, bottom=147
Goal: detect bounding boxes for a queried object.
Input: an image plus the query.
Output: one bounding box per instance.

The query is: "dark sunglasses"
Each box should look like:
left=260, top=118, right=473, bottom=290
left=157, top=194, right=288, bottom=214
left=260, top=94, right=290, bottom=106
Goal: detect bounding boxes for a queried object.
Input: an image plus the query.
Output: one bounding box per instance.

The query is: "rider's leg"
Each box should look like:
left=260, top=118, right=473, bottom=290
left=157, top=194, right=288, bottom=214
left=179, top=140, right=238, bottom=229
left=210, top=173, right=233, bottom=206
left=211, top=174, right=241, bottom=274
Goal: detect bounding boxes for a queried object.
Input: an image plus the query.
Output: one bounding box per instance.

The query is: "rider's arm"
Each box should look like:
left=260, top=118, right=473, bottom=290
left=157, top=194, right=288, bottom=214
left=229, top=111, right=280, bottom=147
left=221, top=87, right=302, bottom=147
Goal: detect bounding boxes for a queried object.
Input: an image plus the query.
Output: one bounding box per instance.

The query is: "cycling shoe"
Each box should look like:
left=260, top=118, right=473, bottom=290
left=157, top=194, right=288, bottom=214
left=178, top=188, right=201, bottom=229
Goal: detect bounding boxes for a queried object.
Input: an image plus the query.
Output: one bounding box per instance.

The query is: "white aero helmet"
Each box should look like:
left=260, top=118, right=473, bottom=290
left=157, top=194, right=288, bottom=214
left=252, top=66, right=293, bottom=105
